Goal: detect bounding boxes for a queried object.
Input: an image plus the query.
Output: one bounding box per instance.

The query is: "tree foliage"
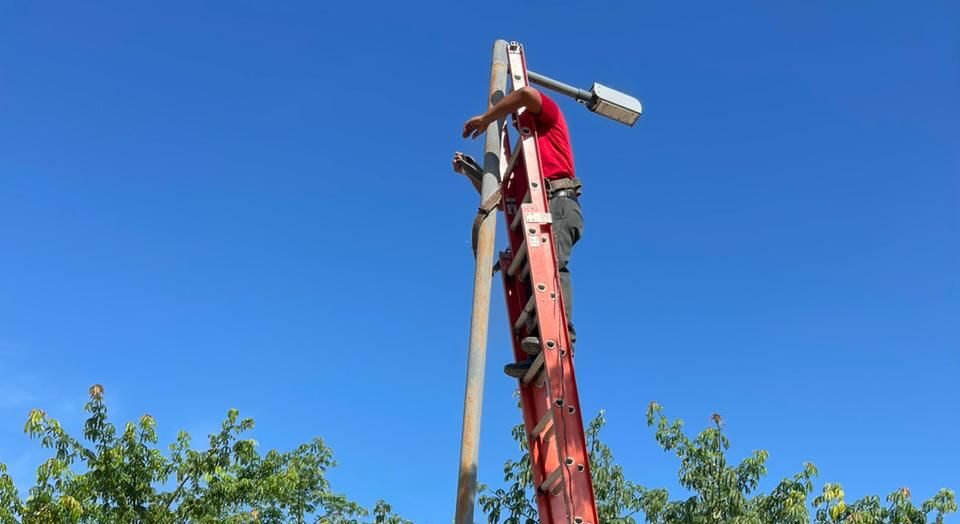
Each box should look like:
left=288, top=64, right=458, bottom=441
left=0, top=385, right=410, bottom=524
left=2, top=387, right=953, bottom=524
left=480, top=402, right=955, bottom=524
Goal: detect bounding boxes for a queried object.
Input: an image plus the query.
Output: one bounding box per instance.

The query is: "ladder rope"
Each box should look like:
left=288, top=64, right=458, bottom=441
left=471, top=133, right=523, bottom=257
left=471, top=186, right=502, bottom=258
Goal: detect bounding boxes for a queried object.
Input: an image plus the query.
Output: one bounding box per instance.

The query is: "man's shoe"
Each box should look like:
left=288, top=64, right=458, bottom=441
left=520, top=337, right=541, bottom=356
left=504, top=358, right=533, bottom=379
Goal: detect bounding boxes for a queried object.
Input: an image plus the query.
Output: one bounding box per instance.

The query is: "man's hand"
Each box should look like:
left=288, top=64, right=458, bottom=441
left=452, top=152, right=466, bottom=174
left=451, top=152, right=482, bottom=194
left=460, top=87, right=543, bottom=140
left=462, top=115, right=489, bottom=139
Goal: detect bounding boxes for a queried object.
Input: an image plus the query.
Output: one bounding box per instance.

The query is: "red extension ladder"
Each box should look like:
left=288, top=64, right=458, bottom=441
left=496, top=42, right=600, bottom=524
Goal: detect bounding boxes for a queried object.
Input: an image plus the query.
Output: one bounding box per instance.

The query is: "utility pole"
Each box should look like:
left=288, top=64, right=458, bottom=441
left=453, top=39, right=508, bottom=524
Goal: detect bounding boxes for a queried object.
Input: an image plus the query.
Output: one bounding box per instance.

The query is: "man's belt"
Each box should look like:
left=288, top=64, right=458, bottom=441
left=550, top=189, right=579, bottom=200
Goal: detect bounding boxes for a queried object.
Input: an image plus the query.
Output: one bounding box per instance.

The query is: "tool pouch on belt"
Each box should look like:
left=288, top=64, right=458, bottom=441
left=545, top=177, right=583, bottom=196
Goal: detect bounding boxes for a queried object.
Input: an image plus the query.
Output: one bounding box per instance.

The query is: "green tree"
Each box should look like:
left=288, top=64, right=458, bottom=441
left=481, top=402, right=955, bottom=524
left=0, top=385, right=410, bottom=524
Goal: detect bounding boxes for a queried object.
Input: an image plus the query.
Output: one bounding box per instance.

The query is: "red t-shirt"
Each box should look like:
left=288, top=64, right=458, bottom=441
left=531, top=92, right=575, bottom=180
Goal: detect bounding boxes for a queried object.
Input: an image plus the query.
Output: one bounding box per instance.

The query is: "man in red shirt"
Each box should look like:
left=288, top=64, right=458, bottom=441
left=459, top=87, right=583, bottom=378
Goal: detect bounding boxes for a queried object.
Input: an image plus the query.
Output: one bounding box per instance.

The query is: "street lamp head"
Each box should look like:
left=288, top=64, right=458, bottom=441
left=587, top=83, right=643, bottom=127
left=525, top=70, right=642, bottom=127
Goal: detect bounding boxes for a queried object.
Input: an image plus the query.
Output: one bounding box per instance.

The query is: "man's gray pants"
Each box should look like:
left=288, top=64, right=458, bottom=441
left=549, top=194, right=583, bottom=345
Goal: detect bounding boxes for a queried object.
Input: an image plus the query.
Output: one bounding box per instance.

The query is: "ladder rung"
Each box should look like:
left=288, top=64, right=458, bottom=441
left=526, top=318, right=539, bottom=334
left=506, top=241, right=528, bottom=278
left=518, top=260, right=530, bottom=282
left=534, top=370, right=546, bottom=388
left=513, top=295, right=536, bottom=332
left=509, top=191, right=532, bottom=230
left=521, top=351, right=545, bottom=387
left=530, top=410, right=553, bottom=439
left=503, top=137, right=524, bottom=178
left=538, top=466, right=564, bottom=495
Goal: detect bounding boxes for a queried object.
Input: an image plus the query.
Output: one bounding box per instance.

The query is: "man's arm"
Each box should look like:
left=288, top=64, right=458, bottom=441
left=462, top=86, right=543, bottom=139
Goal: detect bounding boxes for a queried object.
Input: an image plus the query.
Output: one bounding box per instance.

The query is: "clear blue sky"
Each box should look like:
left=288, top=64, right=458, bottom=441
left=1, top=1, right=957, bottom=522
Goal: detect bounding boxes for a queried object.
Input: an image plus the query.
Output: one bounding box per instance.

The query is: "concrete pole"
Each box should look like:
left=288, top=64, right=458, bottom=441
left=454, top=39, right=508, bottom=524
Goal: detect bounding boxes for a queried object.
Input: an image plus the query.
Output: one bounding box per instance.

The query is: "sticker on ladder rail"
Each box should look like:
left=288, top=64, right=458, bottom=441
left=524, top=212, right=552, bottom=224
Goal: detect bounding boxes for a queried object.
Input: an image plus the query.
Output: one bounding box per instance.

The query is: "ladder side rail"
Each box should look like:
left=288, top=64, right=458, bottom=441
left=507, top=50, right=580, bottom=524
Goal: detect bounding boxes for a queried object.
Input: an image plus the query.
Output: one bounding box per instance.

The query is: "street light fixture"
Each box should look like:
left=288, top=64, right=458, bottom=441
left=527, top=70, right=643, bottom=127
